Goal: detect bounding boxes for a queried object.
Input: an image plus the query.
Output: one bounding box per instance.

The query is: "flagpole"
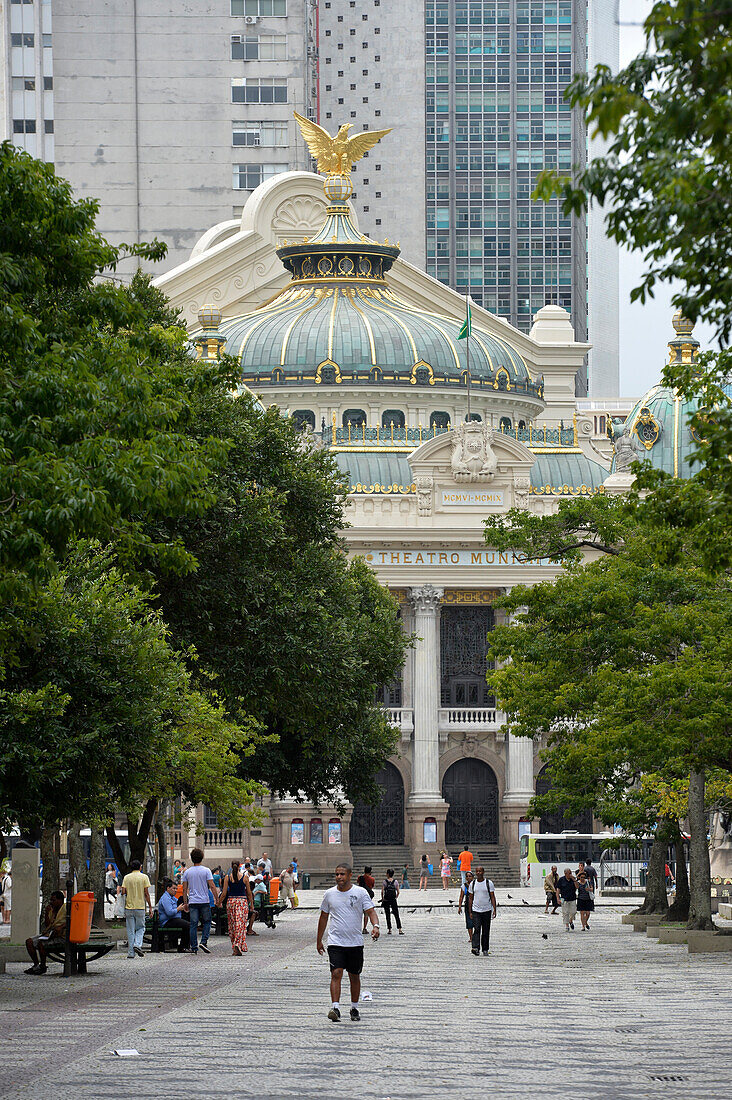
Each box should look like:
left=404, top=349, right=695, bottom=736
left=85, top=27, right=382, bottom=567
left=465, top=294, right=472, bottom=423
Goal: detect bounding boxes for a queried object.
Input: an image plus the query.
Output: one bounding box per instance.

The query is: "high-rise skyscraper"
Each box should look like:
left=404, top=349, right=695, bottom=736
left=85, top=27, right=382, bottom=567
left=2, top=0, right=619, bottom=393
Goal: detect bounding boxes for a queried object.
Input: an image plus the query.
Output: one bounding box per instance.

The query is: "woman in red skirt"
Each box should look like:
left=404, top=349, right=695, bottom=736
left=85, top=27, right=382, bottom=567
left=220, top=860, right=254, bottom=955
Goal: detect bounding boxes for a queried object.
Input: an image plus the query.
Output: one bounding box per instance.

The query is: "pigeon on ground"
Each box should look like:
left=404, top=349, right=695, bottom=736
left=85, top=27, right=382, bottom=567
left=448, top=899, right=454, bottom=905
left=426, top=907, right=432, bottom=913
left=542, top=933, right=548, bottom=939
left=408, top=908, right=417, bottom=914
left=522, top=899, right=530, bottom=906
left=507, top=894, right=512, bottom=898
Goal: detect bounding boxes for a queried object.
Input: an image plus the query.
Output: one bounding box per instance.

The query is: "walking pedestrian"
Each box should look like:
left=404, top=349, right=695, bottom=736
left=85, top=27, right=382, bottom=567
left=0, top=865, right=11, bottom=925
left=279, top=865, right=296, bottom=908
left=401, top=863, right=410, bottom=889
left=219, top=859, right=254, bottom=955
left=120, top=859, right=152, bottom=959
left=261, top=852, right=273, bottom=876
left=157, top=878, right=190, bottom=951
left=317, top=864, right=379, bottom=1023
left=357, top=866, right=375, bottom=932
left=291, top=857, right=299, bottom=889
left=381, top=868, right=403, bottom=935
left=584, top=858, right=599, bottom=893
left=458, top=870, right=474, bottom=943
left=439, top=851, right=453, bottom=890
left=556, top=867, right=578, bottom=932
left=104, top=863, right=117, bottom=913
left=457, top=845, right=473, bottom=887
left=576, top=871, right=595, bottom=930
left=468, top=866, right=496, bottom=956
left=418, top=854, right=430, bottom=891
left=182, top=848, right=220, bottom=955
left=543, top=866, right=560, bottom=914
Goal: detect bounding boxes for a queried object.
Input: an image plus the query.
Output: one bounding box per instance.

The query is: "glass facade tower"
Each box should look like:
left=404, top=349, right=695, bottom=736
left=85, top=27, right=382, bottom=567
left=424, top=0, right=587, bottom=360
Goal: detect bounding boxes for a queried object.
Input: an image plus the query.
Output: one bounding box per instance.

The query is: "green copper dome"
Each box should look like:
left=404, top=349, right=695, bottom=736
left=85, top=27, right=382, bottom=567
left=612, top=317, right=708, bottom=478
left=219, top=172, right=541, bottom=399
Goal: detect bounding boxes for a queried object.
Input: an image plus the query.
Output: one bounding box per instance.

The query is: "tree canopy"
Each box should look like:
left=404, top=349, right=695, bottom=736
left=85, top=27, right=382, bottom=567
left=534, top=0, right=732, bottom=344
left=0, top=544, right=262, bottom=836
left=485, top=490, right=732, bottom=928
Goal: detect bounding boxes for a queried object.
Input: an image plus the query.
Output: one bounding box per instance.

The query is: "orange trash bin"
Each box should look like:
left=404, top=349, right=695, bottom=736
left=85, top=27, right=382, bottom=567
left=69, top=891, right=95, bottom=943
left=269, top=877, right=280, bottom=904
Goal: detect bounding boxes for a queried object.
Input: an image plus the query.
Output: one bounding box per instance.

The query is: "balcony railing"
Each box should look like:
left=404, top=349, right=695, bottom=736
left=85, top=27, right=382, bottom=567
left=438, top=707, right=504, bottom=731
left=320, top=419, right=578, bottom=451
left=203, top=829, right=244, bottom=848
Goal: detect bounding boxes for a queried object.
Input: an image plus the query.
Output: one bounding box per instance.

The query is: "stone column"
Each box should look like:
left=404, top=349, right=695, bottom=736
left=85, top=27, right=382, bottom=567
left=10, top=846, right=41, bottom=944
left=406, top=585, right=449, bottom=859
left=503, top=732, right=535, bottom=867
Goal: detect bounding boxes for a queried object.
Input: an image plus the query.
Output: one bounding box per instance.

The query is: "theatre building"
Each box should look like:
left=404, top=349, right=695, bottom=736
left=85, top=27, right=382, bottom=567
left=156, top=165, right=698, bottom=882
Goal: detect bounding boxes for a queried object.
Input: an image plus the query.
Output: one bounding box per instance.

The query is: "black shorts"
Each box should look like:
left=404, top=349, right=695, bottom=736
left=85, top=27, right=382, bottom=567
left=327, top=945, right=364, bottom=975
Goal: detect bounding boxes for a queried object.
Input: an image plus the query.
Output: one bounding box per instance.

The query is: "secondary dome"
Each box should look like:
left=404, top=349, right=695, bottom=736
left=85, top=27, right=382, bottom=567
left=219, top=160, right=540, bottom=400
left=613, top=317, right=715, bottom=477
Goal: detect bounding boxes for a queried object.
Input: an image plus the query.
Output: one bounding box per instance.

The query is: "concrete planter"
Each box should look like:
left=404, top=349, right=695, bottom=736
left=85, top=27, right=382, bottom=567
left=687, top=930, right=732, bottom=953
left=657, top=927, right=689, bottom=944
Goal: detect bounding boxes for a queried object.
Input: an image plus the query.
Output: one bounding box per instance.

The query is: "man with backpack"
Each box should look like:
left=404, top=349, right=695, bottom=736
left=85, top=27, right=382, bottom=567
left=380, top=868, right=404, bottom=935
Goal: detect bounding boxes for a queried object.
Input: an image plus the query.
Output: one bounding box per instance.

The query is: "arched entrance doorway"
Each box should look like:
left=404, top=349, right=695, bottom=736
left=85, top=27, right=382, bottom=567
left=350, top=763, right=405, bottom=846
left=535, top=766, right=593, bottom=833
left=442, top=759, right=499, bottom=846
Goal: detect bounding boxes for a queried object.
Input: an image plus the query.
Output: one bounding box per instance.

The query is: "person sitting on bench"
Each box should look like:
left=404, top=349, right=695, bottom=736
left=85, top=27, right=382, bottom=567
left=25, top=891, right=66, bottom=975
left=158, top=878, right=190, bottom=951
left=252, top=875, right=268, bottom=912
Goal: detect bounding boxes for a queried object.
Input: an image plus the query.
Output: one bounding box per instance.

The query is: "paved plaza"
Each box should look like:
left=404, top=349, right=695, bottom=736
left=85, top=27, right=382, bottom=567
left=1, top=892, right=730, bottom=1100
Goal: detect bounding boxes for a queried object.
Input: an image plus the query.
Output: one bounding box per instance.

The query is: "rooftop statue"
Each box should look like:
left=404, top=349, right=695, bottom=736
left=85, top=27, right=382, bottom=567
left=294, top=111, right=392, bottom=176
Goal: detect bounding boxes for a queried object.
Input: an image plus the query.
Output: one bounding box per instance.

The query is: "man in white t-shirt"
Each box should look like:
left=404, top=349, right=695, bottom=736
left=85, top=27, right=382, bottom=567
left=317, top=864, right=379, bottom=1023
left=468, top=865, right=497, bottom=956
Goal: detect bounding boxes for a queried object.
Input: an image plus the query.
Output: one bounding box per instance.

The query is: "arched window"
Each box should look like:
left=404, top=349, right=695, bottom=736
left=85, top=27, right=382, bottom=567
left=499, top=416, right=512, bottom=432
left=430, top=411, right=451, bottom=430
left=518, top=420, right=526, bottom=431
left=467, top=412, right=482, bottom=422
left=293, top=410, right=315, bottom=431
left=382, top=409, right=405, bottom=430
left=342, top=408, right=367, bottom=428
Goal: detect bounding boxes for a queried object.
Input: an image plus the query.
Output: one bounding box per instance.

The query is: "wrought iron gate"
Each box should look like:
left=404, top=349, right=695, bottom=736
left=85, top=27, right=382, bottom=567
left=350, top=763, right=405, bottom=846
left=440, top=606, right=495, bottom=707
left=535, top=767, right=593, bottom=834
left=443, top=758, right=499, bottom=845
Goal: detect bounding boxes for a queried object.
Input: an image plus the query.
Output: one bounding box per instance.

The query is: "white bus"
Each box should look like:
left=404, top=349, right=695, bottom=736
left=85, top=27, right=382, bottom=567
left=520, top=832, right=688, bottom=891
left=520, top=832, right=614, bottom=888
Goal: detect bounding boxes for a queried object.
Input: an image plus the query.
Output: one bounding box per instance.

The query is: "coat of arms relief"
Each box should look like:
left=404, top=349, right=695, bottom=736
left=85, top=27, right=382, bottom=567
left=451, top=420, right=498, bottom=482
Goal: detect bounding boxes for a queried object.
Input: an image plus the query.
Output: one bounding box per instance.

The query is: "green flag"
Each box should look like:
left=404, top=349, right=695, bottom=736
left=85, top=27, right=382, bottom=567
left=457, top=297, right=471, bottom=340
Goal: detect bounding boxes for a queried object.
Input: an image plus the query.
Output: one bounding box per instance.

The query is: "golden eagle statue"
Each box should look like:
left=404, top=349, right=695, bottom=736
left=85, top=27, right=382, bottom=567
left=294, top=111, right=392, bottom=175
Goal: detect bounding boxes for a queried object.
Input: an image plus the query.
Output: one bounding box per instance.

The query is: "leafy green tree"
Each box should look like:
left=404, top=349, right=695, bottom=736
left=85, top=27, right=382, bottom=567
left=0, top=143, right=228, bottom=598
left=0, top=544, right=262, bottom=845
left=146, top=374, right=409, bottom=808
left=534, top=0, right=732, bottom=343
left=533, top=2, right=732, bottom=500
left=486, top=494, right=732, bottom=929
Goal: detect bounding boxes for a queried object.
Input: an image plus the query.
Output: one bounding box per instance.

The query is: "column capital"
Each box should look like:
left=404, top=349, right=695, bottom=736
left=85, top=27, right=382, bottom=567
left=408, top=584, right=444, bottom=614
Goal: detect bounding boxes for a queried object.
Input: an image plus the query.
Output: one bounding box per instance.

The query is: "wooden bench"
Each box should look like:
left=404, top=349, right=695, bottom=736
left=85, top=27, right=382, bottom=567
left=45, top=929, right=115, bottom=975
left=144, top=911, right=186, bottom=953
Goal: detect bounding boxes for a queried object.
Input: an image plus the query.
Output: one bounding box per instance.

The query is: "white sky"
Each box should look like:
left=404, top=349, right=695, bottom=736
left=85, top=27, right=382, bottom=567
left=616, top=1, right=715, bottom=397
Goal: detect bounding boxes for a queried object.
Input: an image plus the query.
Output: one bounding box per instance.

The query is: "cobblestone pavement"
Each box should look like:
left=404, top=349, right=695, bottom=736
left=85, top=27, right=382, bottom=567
left=1, top=903, right=730, bottom=1100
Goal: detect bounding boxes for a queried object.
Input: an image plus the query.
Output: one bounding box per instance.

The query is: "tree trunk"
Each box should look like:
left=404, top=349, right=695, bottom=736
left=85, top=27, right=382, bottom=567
left=0, top=831, right=7, bottom=867
left=667, top=821, right=690, bottom=923
left=637, top=821, right=671, bottom=916
left=155, top=801, right=170, bottom=898
left=687, top=766, right=714, bottom=931
left=105, top=823, right=128, bottom=876
left=88, top=826, right=107, bottom=926
left=67, top=823, right=86, bottom=889
left=40, top=824, right=59, bottom=912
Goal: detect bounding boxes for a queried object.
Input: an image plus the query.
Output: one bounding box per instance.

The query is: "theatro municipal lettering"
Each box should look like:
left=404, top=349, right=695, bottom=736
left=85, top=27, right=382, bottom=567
left=363, top=549, right=553, bottom=567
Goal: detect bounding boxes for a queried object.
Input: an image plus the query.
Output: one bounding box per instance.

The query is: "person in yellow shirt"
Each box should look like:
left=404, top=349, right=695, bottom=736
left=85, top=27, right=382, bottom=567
left=121, top=859, right=152, bottom=959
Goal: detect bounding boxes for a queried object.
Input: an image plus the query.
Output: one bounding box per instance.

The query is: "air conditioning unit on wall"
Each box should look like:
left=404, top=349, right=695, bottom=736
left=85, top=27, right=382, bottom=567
left=244, top=15, right=259, bottom=24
